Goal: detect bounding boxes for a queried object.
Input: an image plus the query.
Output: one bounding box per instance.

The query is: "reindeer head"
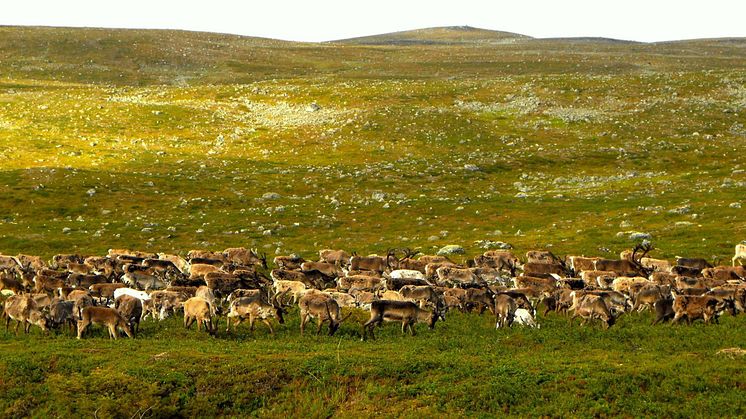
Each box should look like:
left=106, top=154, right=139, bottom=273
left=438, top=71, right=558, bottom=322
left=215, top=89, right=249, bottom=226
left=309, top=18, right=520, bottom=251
left=271, top=289, right=291, bottom=324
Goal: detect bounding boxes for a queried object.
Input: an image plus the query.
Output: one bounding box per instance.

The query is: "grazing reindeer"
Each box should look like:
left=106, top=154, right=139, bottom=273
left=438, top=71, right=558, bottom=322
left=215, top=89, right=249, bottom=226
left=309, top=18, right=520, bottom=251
left=183, top=297, right=217, bottom=335
left=225, top=290, right=289, bottom=335
left=362, top=300, right=440, bottom=340
left=298, top=292, right=353, bottom=336
left=77, top=306, right=133, bottom=339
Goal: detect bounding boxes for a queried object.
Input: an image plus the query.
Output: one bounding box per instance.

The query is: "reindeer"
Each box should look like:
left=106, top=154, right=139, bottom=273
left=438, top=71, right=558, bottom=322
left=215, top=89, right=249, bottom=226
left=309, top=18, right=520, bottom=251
left=362, top=300, right=441, bottom=340
left=349, top=250, right=396, bottom=274
left=225, top=290, right=289, bottom=335
left=183, top=297, right=217, bottom=335
left=77, top=306, right=133, bottom=339
left=318, top=249, right=351, bottom=266
left=594, top=243, right=653, bottom=277
left=733, top=243, right=746, bottom=266
left=298, top=292, right=353, bottom=336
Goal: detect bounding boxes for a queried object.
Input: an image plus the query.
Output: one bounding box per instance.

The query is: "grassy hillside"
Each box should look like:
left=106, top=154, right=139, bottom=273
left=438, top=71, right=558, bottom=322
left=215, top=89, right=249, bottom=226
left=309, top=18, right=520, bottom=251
left=0, top=25, right=745, bottom=417
left=0, top=26, right=744, bottom=261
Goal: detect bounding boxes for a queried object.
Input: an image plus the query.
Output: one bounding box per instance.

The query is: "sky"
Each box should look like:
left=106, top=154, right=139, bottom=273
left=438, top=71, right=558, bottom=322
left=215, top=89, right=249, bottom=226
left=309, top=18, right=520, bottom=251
left=3, top=0, right=746, bottom=43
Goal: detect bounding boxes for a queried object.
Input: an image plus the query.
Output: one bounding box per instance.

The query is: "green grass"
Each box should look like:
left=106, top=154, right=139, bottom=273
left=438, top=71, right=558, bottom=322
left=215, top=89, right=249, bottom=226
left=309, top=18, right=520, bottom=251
left=1, top=309, right=745, bottom=417
left=1, top=25, right=746, bottom=416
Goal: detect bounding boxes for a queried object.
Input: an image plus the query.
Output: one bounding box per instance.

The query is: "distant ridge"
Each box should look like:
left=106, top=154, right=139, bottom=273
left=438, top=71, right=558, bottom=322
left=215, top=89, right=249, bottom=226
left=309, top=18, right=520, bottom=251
left=332, top=26, right=531, bottom=45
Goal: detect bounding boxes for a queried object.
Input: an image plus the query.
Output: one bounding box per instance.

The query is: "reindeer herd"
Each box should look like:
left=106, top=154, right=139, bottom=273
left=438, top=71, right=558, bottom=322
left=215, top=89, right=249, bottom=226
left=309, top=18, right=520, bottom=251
left=1, top=243, right=745, bottom=340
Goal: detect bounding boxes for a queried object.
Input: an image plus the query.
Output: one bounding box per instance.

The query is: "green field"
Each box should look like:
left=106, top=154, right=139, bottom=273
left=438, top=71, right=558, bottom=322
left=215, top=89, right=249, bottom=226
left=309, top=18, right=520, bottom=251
left=2, top=308, right=745, bottom=417
left=1, top=26, right=745, bottom=416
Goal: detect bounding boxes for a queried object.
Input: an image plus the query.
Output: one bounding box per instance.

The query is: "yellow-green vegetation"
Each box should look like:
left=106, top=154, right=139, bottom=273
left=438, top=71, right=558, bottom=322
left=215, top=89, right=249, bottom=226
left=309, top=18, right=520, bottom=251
left=1, top=310, right=745, bottom=417
left=1, top=26, right=745, bottom=416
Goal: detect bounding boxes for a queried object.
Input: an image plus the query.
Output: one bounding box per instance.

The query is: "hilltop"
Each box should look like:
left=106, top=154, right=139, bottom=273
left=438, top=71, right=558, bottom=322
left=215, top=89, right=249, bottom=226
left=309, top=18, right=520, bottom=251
left=333, top=25, right=530, bottom=45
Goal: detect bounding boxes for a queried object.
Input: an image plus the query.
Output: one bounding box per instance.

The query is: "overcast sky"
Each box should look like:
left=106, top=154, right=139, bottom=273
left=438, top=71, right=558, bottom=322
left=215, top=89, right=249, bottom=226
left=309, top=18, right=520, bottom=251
left=3, top=0, right=745, bottom=43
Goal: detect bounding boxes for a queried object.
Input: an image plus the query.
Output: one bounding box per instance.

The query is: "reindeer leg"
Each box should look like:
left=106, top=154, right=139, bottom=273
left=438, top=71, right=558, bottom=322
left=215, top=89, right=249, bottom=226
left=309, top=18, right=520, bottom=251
left=300, top=315, right=307, bottom=335
left=263, top=319, right=275, bottom=335
left=316, top=318, right=323, bottom=335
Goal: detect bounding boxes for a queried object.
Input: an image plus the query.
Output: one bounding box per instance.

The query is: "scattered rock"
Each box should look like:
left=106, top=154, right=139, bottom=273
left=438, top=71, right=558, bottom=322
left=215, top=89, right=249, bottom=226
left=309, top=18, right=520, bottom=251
left=62, top=227, right=71, bottom=234
left=371, top=191, right=386, bottom=202
left=262, top=192, right=281, bottom=200
left=629, top=232, right=652, bottom=241
left=86, top=188, right=96, bottom=197
left=730, top=202, right=742, bottom=209
left=668, top=205, right=691, bottom=215
left=463, top=164, right=480, bottom=172
left=428, top=235, right=440, bottom=241
left=437, top=245, right=465, bottom=256
left=306, top=102, right=321, bottom=112
left=473, top=240, right=513, bottom=250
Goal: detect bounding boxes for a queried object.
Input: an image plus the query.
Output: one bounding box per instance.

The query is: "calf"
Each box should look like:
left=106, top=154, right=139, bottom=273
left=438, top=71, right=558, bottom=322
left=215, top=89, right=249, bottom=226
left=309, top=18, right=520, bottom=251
left=89, top=283, right=126, bottom=305
left=49, top=298, right=76, bottom=333
left=513, top=308, right=540, bottom=328
left=183, top=297, right=217, bottom=335
left=68, top=273, right=109, bottom=289
left=399, top=285, right=443, bottom=309
left=338, top=275, right=384, bottom=293
left=494, top=294, right=516, bottom=329
left=672, top=295, right=721, bottom=325
left=77, top=306, right=133, bottom=339
left=652, top=298, right=675, bottom=325
left=115, top=295, right=143, bottom=335
left=571, top=294, right=618, bottom=329
left=631, top=285, right=670, bottom=312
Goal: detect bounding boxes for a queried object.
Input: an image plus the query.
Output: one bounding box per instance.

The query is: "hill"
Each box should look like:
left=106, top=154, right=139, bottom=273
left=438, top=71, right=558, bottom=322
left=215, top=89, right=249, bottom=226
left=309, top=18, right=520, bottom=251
left=334, top=25, right=531, bottom=45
